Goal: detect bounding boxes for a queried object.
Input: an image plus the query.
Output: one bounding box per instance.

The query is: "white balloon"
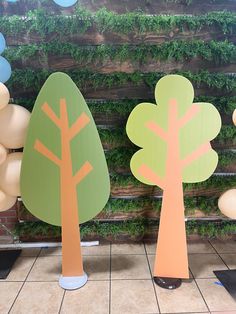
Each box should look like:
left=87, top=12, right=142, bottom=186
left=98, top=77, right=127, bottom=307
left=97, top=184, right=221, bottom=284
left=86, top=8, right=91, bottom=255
left=0, top=144, right=8, bottom=165
left=0, top=152, right=22, bottom=196
left=218, top=189, right=236, bottom=219
left=0, top=189, right=16, bottom=212
left=0, top=83, right=10, bottom=110
left=0, top=104, right=30, bottom=149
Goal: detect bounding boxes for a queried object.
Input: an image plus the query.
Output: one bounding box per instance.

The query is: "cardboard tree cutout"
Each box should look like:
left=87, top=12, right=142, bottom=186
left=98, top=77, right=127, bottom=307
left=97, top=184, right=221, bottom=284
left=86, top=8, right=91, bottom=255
left=126, top=75, right=221, bottom=284
left=20, top=72, right=110, bottom=290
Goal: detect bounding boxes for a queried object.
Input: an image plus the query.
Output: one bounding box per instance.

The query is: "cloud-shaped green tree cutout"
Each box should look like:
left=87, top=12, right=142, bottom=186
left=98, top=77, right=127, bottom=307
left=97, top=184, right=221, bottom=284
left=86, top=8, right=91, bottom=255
left=126, top=75, right=221, bottom=279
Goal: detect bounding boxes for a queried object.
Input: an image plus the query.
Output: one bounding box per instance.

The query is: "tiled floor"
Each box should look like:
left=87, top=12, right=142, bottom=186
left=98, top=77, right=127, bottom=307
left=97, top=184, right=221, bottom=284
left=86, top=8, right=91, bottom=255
left=0, top=239, right=236, bottom=313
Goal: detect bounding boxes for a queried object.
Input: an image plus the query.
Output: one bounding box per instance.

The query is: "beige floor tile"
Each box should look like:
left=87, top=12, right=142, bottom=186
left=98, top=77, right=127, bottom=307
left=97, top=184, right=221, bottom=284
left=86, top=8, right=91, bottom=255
left=197, top=278, right=236, bottom=311
left=111, top=254, right=151, bottom=280
left=145, top=240, right=215, bottom=255
left=189, top=254, right=227, bottom=278
left=145, top=242, right=157, bottom=255
left=155, top=280, right=208, bottom=313
left=187, top=240, right=215, bottom=254
left=147, top=255, right=193, bottom=279
left=10, top=282, right=64, bottom=314
left=211, top=312, right=236, bottom=314
left=83, top=255, right=110, bottom=280
left=27, top=256, right=61, bottom=281
left=0, top=257, right=36, bottom=281
left=0, top=282, right=23, bottom=313
left=40, top=244, right=110, bottom=256
left=210, top=239, right=236, bottom=253
left=20, top=248, right=41, bottom=257
left=39, top=247, right=62, bottom=256
left=112, top=243, right=145, bottom=255
left=111, top=280, right=159, bottom=314
left=61, top=281, right=109, bottom=314
left=220, top=254, right=236, bottom=269
left=82, top=244, right=110, bottom=256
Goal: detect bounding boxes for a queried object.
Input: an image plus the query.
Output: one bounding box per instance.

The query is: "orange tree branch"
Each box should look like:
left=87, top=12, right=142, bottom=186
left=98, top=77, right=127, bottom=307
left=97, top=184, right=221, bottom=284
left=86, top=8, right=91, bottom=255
left=146, top=121, right=168, bottom=141
left=178, top=104, right=200, bottom=128
left=73, top=161, right=93, bottom=185
left=42, top=102, right=61, bottom=128
left=181, top=142, right=211, bottom=168
left=69, top=112, right=90, bottom=140
left=138, top=164, right=165, bottom=189
left=34, top=139, right=61, bottom=167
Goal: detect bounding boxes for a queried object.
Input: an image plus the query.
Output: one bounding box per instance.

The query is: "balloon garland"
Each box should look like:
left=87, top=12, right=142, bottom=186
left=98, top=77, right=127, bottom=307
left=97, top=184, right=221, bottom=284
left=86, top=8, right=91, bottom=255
left=0, top=83, right=30, bottom=212
left=0, top=33, right=11, bottom=83
left=53, top=0, right=78, bottom=7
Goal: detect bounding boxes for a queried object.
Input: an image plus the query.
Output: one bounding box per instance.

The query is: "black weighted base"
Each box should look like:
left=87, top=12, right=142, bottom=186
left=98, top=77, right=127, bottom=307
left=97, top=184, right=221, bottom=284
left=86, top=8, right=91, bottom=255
left=153, top=276, right=182, bottom=289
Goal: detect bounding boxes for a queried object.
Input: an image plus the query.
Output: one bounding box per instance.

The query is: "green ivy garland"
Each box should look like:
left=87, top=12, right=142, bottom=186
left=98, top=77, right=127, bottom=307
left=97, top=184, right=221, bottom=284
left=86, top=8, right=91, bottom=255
left=1, top=8, right=235, bottom=37
left=4, top=40, right=236, bottom=65
left=8, top=69, right=236, bottom=92
left=14, top=219, right=236, bottom=239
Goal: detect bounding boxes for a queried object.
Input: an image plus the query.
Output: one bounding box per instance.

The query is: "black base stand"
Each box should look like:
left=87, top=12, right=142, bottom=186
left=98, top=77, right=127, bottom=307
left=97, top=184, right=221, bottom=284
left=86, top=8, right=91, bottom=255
left=153, top=276, right=182, bottom=290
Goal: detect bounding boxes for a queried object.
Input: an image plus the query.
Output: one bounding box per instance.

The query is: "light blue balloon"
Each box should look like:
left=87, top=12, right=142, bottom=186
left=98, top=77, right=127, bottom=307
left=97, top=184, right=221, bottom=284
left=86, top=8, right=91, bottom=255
left=0, top=57, right=12, bottom=83
left=53, top=0, right=78, bottom=7
left=0, top=33, right=6, bottom=55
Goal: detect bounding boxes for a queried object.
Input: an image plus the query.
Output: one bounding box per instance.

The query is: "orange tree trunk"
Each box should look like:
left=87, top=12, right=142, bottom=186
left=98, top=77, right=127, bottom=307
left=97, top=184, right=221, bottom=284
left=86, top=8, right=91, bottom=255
left=154, top=181, right=189, bottom=279
left=154, top=103, right=189, bottom=279
left=60, top=102, right=83, bottom=277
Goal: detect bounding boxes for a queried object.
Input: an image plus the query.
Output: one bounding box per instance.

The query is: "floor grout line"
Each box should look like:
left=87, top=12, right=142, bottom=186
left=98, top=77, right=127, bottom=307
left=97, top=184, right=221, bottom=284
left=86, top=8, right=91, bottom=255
left=144, top=243, right=161, bottom=314
left=190, top=267, right=211, bottom=313
left=8, top=248, right=42, bottom=313
left=208, top=240, right=230, bottom=270
left=58, top=290, right=66, bottom=314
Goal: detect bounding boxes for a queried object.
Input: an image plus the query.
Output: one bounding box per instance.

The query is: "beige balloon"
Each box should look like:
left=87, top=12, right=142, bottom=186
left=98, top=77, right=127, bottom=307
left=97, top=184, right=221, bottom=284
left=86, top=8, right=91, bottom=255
left=233, top=109, right=236, bottom=126
left=0, top=189, right=16, bottom=212
left=0, top=104, right=30, bottom=149
left=0, top=152, right=22, bottom=197
left=218, top=189, right=236, bottom=219
left=0, top=144, right=8, bottom=165
left=0, top=83, right=10, bottom=110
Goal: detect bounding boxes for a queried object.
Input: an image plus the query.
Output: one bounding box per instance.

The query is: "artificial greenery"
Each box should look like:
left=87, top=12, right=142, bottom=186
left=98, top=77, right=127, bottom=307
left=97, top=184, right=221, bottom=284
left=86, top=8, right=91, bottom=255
left=110, top=172, right=236, bottom=190
left=18, top=194, right=220, bottom=221
left=104, top=198, right=160, bottom=214
left=13, top=96, right=236, bottom=116
left=218, top=150, right=236, bottom=170
left=99, top=125, right=236, bottom=149
left=216, top=125, right=236, bottom=146
left=104, top=196, right=220, bottom=216
left=1, top=7, right=236, bottom=37
left=14, top=221, right=61, bottom=238
left=186, top=220, right=236, bottom=237
left=4, top=40, right=236, bottom=65
left=184, top=175, right=236, bottom=194
left=99, top=128, right=130, bottom=148
left=106, top=147, right=236, bottom=172
left=14, top=219, right=236, bottom=240
left=110, top=173, right=143, bottom=187
left=8, top=69, right=236, bottom=93
left=5, top=1, right=236, bottom=240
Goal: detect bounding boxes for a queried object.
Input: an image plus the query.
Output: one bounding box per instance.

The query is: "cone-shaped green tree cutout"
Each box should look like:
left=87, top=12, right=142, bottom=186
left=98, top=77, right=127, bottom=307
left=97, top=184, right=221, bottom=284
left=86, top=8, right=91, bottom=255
left=20, top=72, right=110, bottom=286
left=126, top=75, right=221, bottom=279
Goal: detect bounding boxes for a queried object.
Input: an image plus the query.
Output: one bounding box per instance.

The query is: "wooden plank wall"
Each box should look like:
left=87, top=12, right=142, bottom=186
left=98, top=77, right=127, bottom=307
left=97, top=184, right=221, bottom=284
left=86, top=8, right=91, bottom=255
left=1, top=0, right=236, bottom=239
